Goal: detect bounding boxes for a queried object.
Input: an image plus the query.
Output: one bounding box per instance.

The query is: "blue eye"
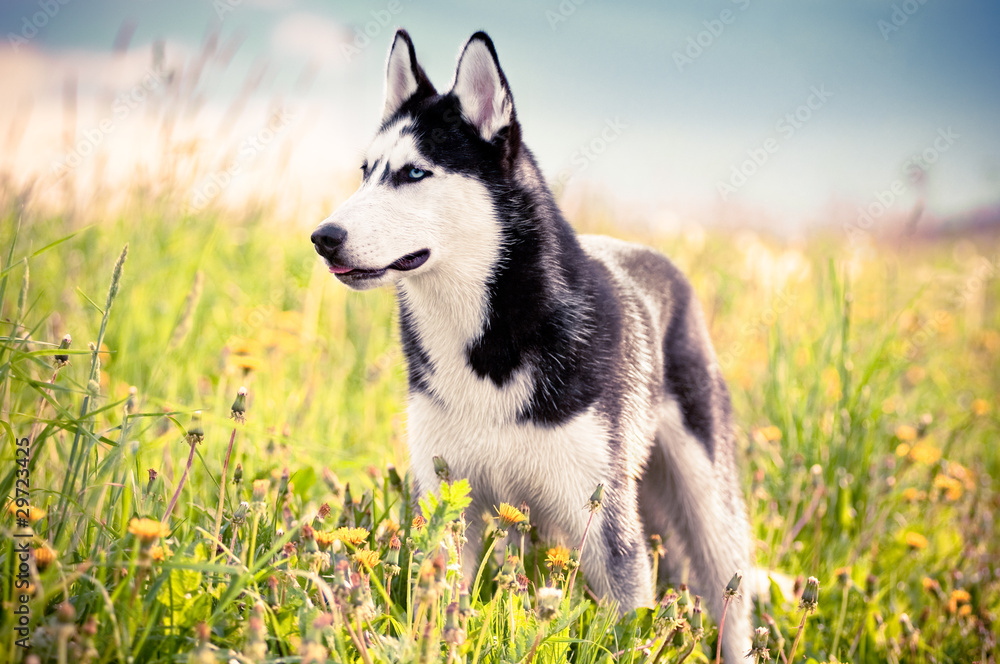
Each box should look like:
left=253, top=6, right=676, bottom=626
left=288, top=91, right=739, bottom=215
left=408, top=167, right=426, bottom=180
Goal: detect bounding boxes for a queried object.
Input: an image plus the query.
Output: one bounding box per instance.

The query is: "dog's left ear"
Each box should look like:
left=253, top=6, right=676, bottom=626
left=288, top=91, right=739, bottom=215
left=451, top=32, right=516, bottom=143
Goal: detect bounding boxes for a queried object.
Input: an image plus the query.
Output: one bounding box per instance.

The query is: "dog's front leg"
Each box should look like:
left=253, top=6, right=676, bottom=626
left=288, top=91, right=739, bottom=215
left=579, top=480, right=655, bottom=612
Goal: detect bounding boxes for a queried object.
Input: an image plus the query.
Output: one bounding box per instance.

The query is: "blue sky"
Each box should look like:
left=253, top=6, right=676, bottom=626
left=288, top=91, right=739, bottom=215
left=3, top=0, right=999, bottom=230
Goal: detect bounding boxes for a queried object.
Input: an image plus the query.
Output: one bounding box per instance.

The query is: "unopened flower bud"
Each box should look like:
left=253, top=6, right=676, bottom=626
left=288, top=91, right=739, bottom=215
left=252, top=479, right=269, bottom=503
left=661, top=593, right=678, bottom=620
left=387, top=534, right=401, bottom=566
left=690, top=595, right=703, bottom=633
left=386, top=464, right=403, bottom=492
left=57, top=602, right=76, bottom=624
left=588, top=484, right=605, bottom=512
left=433, top=455, right=451, bottom=481
left=278, top=467, right=289, bottom=496
left=677, top=584, right=691, bottom=614
left=800, top=576, right=820, bottom=612
left=726, top=569, right=743, bottom=599
left=233, top=501, right=249, bottom=525
left=749, top=626, right=770, bottom=661
left=458, top=582, right=472, bottom=617
left=899, top=612, right=915, bottom=636
left=187, top=410, right=204, bottom=442
left=54, top=334, right=71, bottom=366
left=125, top=386, right=138, bottom=414
left=231, top=386, right=247, bottom=423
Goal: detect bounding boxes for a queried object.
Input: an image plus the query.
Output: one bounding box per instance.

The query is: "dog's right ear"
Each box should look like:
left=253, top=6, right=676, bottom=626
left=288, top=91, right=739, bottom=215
left=382, top=29, right=436, bottom=121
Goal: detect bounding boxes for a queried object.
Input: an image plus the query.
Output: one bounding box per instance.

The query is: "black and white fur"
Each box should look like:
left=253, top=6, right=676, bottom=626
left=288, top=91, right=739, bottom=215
left=311, top=30, right=752, bottom=661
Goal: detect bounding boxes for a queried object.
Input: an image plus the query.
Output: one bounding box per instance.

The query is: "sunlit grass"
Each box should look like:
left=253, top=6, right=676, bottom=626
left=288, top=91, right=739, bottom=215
left=0, top=190, right=998, bottom=663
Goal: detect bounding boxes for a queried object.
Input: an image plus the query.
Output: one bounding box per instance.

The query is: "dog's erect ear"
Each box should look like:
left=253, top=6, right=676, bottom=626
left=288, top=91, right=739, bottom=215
left=383, top=29, right=435, bottom=121
left=451, top=32, right=515, bottom=142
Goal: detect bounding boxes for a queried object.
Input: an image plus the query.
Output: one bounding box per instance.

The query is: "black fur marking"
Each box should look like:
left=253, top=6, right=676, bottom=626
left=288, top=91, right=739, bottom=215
left=379, top=48, right=622, bottom=428
left=398, top=298, right=433, bottom=394
left=465, top=182, right=624, bottom=426
left=662, top=278, right=717, bottom=459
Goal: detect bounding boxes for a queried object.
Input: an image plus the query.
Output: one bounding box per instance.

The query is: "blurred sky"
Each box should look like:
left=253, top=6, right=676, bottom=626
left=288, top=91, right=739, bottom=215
left=2, top=0, right=999, bottom=232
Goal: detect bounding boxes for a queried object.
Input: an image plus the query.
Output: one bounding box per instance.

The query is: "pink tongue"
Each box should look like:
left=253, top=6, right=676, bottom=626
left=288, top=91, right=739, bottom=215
left=328, top=265, right=353, bottom=274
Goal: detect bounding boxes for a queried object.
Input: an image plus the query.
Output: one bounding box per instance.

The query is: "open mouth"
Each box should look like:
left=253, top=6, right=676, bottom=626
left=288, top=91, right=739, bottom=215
left=328, top=249, right=430, bottom=280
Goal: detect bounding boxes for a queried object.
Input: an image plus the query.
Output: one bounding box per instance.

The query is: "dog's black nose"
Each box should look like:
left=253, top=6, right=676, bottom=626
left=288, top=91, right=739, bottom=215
left=311, top=225, right=347, bottom=256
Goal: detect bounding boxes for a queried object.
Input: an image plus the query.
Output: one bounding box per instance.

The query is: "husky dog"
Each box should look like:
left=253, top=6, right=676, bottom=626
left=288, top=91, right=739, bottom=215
left=311, top=30, right=752, bottom=661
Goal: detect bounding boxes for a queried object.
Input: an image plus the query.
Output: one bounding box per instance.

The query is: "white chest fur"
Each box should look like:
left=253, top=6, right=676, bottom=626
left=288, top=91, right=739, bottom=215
left=407, top=391, right=611, bottom=540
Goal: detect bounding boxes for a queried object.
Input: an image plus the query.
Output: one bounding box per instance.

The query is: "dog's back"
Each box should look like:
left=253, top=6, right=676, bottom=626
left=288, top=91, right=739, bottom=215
left=583, top=235, right=752, bottom=654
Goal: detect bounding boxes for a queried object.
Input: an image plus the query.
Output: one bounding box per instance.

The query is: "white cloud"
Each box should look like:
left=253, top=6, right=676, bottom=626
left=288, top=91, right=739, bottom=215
left=270, top=12, right=352, bottom=66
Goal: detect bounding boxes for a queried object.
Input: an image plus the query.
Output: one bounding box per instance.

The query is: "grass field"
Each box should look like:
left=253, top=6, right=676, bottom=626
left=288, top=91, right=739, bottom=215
left=1, top=191, right=998, bottom=663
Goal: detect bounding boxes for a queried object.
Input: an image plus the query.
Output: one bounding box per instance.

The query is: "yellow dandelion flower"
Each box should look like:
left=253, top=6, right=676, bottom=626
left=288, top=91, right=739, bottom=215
left=227, top=337, right=263, bottom=356
left=314, top=530, right=339, bottom=550
left=896, top=443, right=911, bottom=458
left=904, top=532, right=928, bottom=550
left=921, top=577, right=939, bottom=593
left=411, top=515, right=427, bottom=531
left=946, top=462, right=976, bottom=490
left=150, top=545, right=169, bottom=562
left=752, top=425, right=783, bottom=445
left=270, top=330, right=301, bottom=354
left=971, top=398, right=989, bottom=417
left=8, top=504, right=46, bottom=522
left=129, top=517, right=170, bottom=544
left=335, top=527, right=370, bottom=547
left=895, top=424, right=918, bottom=442
left=950, top=589, right=971, bottom=604
left=973, top=329, right=1000, bottom=353
left=946, top=590, right=972, bottom=614
left=902, top=487, right=925, bottom=502
left=545, top=545, right=571, bottom=572
left=909, top=442, right=941, bottom=465
left=933, top=474, right=963, bottom=501
left=33, top=546, right=57, bottom=571
left=232, top=354, right=263, bottom=373
left=496, top=502, right=527, bottom=528
left=958, top=604, right=972, bottom=617
left=353, top=548, right=380, bottom=571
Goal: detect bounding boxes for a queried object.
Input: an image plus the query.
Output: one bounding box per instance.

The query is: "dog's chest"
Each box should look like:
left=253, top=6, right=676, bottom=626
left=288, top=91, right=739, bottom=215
left=407, top=390, right=611, bottom=528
